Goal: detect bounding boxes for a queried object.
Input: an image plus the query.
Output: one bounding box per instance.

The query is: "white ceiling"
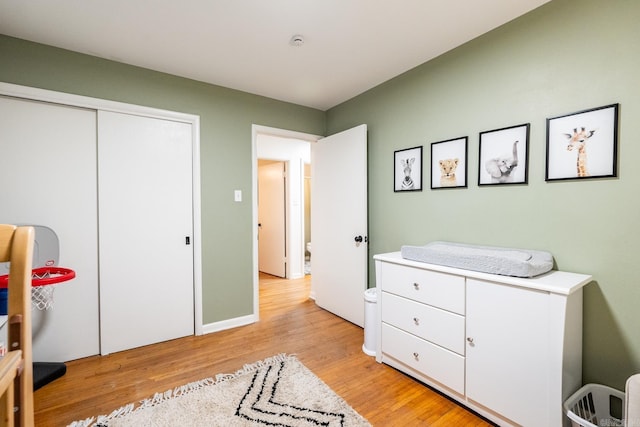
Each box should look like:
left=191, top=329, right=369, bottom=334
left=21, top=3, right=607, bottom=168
left=0, top=0, right=551, bottom=111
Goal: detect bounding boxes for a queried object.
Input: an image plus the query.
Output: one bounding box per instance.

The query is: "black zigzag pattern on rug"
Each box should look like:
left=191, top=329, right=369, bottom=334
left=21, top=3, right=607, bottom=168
left=235, top=360, right=346, bottom=426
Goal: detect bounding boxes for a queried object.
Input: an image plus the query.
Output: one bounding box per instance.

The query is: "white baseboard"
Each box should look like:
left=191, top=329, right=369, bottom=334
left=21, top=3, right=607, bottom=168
left=202, top=314, right=257, bottom=335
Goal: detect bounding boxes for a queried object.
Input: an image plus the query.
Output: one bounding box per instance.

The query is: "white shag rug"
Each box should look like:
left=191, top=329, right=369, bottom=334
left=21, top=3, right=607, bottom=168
left=69, top=354, right=371, bottom=427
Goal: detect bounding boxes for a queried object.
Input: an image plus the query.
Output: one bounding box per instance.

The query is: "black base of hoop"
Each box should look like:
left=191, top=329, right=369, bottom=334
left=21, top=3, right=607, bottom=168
left=33, top=361, right=67, bottom=391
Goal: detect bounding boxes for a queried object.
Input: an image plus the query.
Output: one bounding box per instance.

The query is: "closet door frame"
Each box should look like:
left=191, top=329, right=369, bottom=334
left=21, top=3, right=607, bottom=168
left=0, top=82, right=203, bottom=336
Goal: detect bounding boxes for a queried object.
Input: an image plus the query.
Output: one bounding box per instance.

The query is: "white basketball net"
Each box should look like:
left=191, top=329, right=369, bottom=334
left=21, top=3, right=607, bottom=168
left=31, top=270, right=57, bottom=310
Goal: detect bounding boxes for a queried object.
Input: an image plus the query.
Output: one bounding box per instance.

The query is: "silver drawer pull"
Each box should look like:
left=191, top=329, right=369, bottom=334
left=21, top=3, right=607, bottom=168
left=412, top=352, right=419, bottom=361
left=467, top=337, right=474, bottom=344
left=413, top=282, right=420, bottom=290
left=413, top=317, right=420, bottom=326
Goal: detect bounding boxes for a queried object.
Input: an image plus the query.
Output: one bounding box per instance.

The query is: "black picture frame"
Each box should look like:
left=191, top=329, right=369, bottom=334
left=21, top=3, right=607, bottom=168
left=546, top=104, right=619, bottom=181
left=394, top=146, right=423, bottom=192
left=478, top=123, right=529, bottom=186
left=430, top=137, right=468, bottom=189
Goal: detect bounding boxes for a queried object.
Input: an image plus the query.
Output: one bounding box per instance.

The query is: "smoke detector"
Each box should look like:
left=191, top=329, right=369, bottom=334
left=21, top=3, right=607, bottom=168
left=290, top=34, right=304, bottom=47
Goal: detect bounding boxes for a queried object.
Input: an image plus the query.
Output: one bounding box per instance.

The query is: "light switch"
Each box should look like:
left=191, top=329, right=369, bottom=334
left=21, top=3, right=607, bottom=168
left=234, top=190, right=242, bottom=202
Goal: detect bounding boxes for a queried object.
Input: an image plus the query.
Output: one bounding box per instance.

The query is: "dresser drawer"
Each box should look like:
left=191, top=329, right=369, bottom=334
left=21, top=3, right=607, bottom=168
left=380, top=262, right=465, bottom=314
left=381, top=292, right=465, bottom=355
left=382, top=323, right=465, bottom=395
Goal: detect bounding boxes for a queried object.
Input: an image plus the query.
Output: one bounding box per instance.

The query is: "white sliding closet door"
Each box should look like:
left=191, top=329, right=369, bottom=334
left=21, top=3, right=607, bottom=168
left=0, top=95, right=100, bottom=362
left=98, top=111, right=194, bottom=355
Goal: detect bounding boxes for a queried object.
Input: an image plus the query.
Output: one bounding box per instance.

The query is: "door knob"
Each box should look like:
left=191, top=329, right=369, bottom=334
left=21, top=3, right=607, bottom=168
left=354, top=235, right=368, bottom=243
left=354, top=235, right=367, bottom=247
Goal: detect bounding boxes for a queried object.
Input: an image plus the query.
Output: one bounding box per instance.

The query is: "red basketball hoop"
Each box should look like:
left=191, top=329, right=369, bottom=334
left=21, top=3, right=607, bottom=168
left=0, top=266, right=75, bottom=310
left=0, top=266, right=75, bottom=288
left=30, top=267, right=75, bottom=287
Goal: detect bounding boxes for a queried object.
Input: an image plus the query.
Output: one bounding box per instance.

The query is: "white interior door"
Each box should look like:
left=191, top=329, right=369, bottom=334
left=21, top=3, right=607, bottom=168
left=98, top=111, right=194, bottom=355
left=311, top=124, right=368, bottom=327
left=0, top=96, right=100, bottom=362
left=258, top=161, right=286, bottom=277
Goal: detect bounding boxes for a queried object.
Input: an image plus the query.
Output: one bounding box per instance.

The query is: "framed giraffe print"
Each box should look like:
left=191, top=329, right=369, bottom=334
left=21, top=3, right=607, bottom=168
left=394, top=146, right=423, bottom=192
left=546, top=103, right=619, bottom=181
left=430, top=136, right=468, bottom=189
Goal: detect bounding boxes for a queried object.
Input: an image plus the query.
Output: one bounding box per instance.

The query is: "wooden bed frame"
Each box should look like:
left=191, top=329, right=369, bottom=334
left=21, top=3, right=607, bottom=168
left=0, top=225, right=35, bottom=426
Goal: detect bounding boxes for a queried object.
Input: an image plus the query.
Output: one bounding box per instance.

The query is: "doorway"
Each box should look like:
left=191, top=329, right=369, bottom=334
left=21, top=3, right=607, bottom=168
left=253, top=124, right=368, bottom=327
left=252, top=125, right=320, bottom=318
left=257, top=160, right=312, bottom=278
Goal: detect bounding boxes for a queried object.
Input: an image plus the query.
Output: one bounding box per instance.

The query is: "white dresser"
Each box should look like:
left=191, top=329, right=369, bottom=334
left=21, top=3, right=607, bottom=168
left=374, top=252, right=592, bottom=427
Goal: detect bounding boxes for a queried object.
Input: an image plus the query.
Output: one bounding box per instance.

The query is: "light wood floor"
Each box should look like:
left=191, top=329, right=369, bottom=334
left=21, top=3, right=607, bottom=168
left=34, top=273, right=494, bottom=426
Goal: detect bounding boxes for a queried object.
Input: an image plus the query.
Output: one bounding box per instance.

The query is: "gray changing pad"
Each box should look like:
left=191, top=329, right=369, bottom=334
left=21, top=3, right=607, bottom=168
left=400, top=241, right=553, bottom=278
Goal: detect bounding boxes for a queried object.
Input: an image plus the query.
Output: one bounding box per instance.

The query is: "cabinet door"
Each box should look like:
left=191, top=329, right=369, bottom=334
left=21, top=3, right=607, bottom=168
left=466, top=279, right=550, bottom=426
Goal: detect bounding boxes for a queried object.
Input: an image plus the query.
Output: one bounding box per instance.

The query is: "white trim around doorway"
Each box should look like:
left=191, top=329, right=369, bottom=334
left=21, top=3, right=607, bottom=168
left=251, top=124, right=322, bottom=320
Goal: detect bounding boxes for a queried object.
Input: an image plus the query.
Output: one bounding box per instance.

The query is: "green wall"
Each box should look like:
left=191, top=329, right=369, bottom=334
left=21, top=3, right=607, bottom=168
left=0, top=35, right=325, bottom=325
left=2, top=0, right=639, bottom=390
left=327, top=0, right=640, bottom=389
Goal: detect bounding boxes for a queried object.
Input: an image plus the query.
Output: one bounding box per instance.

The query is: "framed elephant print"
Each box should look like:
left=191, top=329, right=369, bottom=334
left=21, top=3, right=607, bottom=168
left=478, top=123, right=529, bottom=186
left=546, top=104, right=619, bottom=181
left=394, top=146, right=423, bottom=192
left=430, top=137, right=467, bottom=189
